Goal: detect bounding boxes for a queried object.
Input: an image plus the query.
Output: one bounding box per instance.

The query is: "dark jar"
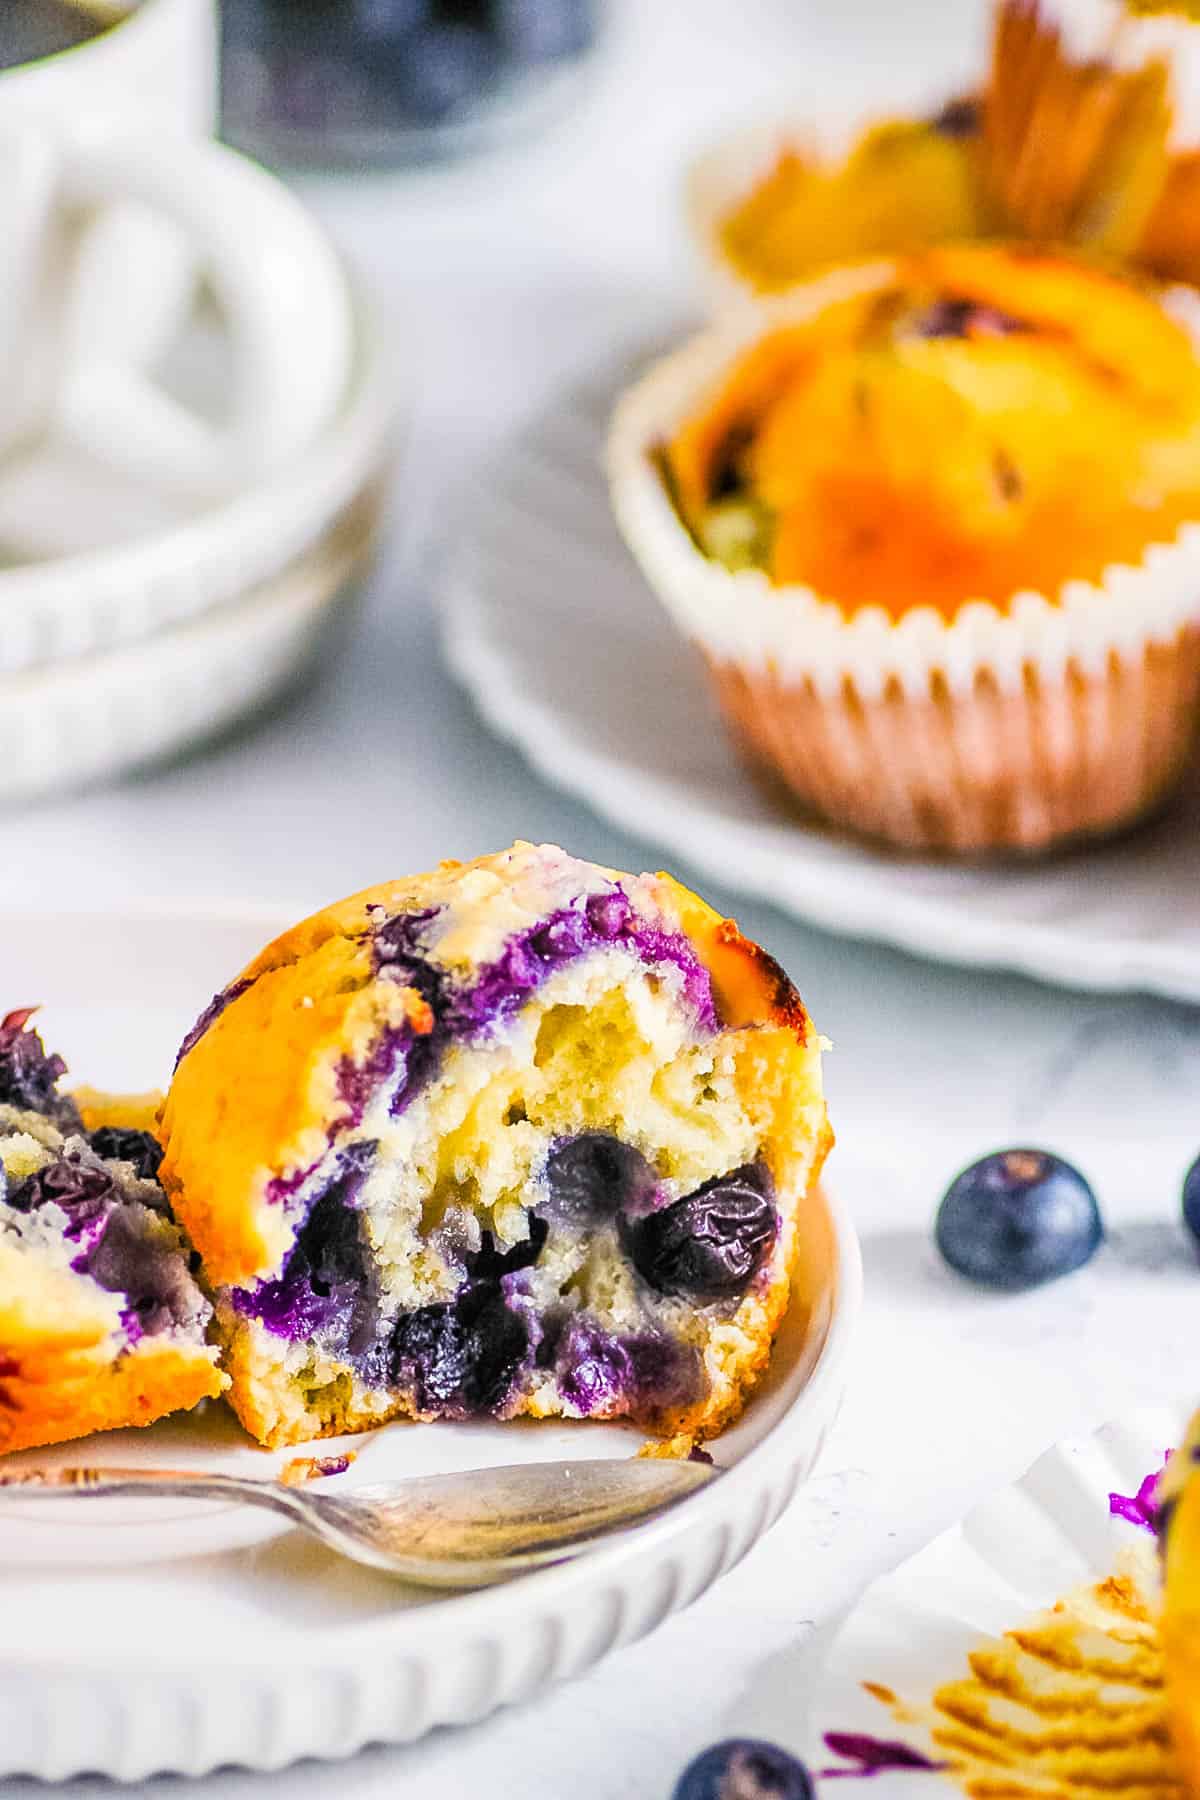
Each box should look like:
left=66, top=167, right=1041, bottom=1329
left=220, top=0, right=602, bottom=168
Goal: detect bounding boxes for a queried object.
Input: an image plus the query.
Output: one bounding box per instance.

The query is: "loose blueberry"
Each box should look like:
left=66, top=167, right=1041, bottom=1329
left=1183, top=1154, right=1200, bottom=1249
left=673, top=1738, right=814, bottom=1800
left=935, top=1149, right=1102, bottom=1291
left=624, top=1163, right=777, bottom=1300
left=542, top=1133, right=658, bottom=1224
left=88, top=1127, right=163, bottom=1182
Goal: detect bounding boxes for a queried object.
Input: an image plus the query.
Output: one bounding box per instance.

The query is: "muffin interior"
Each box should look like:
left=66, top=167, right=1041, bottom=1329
left=208, top=884, right=825, bottom=1446
left=0, top=1013, right=211, bottom=1351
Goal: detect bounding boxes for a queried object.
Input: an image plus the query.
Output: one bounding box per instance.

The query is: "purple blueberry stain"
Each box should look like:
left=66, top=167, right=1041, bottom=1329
left=819, top=1733, right=948, bottom=1779
left=553, top=1318, right=632, bottom=1415
left=1110, top=1455, right=1171, bottom=1535
left=233, top=1141, right=379, bottom=1345
left=175, top=975, right=255, bottom=1068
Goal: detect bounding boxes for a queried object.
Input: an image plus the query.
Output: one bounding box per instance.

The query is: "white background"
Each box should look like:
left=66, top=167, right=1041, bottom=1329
left=7, top=3, right=1200, bottom=1796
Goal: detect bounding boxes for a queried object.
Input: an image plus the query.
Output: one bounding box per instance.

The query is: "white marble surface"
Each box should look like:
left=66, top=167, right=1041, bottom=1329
left=6, top=2, right=1200, bottom=1796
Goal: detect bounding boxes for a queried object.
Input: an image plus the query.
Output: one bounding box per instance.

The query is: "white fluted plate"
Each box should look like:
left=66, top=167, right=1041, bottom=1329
left=0, top=910, right=860, bottom=1783
left=441, top=353, right=1200, bottom=1003
left=803, top=1401, right=1189, bottom=1796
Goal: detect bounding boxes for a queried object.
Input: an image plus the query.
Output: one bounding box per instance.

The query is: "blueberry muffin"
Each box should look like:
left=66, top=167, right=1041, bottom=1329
left=610, top=244, right=1200, bottom=854
left=0, top=1011, right=225, bottom=1456
left=160, top=844, right=831, bottom=1450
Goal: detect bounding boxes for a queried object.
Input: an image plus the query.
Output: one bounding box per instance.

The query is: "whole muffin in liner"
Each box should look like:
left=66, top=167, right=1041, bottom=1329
left=607, top=254, right=1200, bottom=856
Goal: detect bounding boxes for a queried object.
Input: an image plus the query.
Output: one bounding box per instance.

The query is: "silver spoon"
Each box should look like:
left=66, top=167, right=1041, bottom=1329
left=0, top=1457, right=716, bottom=1587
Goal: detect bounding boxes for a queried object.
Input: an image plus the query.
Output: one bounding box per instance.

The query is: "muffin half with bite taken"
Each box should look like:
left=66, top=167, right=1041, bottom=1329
left=160, top=843, right=831, bottom=1451
left=0, top=1010, right=225, bottom=1456
left=609, top=244, right=1200, bottom=855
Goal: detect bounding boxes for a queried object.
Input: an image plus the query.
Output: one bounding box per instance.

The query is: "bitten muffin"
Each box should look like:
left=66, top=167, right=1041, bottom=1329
left=1160, top=1411, right=1200, bottom=1792
left=160, top=843, right=831, bottom=1451
left=701, top=103, right=985, bottom=301
left=609, top=244, right=1200, bottom=855
left=0, top=1011, right=225, bottom=1456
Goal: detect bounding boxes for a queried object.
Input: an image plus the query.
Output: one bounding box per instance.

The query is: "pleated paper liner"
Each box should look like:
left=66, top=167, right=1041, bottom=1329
left=606, top=271, right=1200, bottom=858
left=807, top=1405, right=1189, bottom=1800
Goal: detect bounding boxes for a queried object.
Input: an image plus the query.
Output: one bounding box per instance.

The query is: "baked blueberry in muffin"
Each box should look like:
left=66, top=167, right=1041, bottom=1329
left=0, top=1011, right=225, bottom=1455
left=160, top=844, right=831, bottom=1450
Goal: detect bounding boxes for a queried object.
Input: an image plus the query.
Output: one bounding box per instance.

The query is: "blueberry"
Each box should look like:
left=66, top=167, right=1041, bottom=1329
left=9, top=1152, right=115, bottom=1223
left=673, top=1738, right=814, bottom=1800
left=88, top=1127, right=163, bottom=1182
left=244, top=1144, right=378, bottom=1345
left=388, top=21, right=499, bottom=124
left=391, top=1287, right=529, bottom=1414
left=496, top=0, right=596, bottom=62
left=624, top=1164, right=777, bottom=1300
left=542, top=1134, right=658, bottom=1224
left=1183, top=1154, right=1200, bottom=1249
left=0, top=1007, right=77, bottom=1123
left=935, top=1149, right=1102, bottom=1291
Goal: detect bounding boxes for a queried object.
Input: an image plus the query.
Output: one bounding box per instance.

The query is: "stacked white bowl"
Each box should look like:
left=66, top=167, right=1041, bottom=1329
left=0, top=0, right=392, bottom=800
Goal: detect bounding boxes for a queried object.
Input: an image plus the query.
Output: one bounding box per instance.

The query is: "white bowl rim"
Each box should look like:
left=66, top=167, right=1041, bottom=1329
left=0, top=262, right=391, bottom=614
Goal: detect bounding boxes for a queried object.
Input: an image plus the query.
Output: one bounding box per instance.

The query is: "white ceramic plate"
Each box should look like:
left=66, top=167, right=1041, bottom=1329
left=803, top=1401, right=1188, bottom=1796
left=441, top=354, right=1200, bottom=1003
left=0, top=911, right=860, bottom=1782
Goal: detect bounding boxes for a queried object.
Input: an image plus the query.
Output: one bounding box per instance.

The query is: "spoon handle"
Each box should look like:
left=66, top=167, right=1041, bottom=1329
left=0, top=1465, right=304, bottom=1522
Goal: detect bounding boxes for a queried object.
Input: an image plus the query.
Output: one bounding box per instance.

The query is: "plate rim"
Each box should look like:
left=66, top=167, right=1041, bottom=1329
left=0, top=1175, right=860, bottom=1673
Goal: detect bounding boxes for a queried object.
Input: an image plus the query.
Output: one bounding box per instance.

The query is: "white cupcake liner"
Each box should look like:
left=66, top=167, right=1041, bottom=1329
left=1030, top=0, right=1200, bottom=152
left=607, top=266, right=1200, bottom=706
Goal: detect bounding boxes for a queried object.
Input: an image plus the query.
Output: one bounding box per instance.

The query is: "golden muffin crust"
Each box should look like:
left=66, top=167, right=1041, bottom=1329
left=0, top=1238, right=224, bottom=1456
left=665, top=244, right=1200, bottom=619
left=718, top=111, right=986, bottom=296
